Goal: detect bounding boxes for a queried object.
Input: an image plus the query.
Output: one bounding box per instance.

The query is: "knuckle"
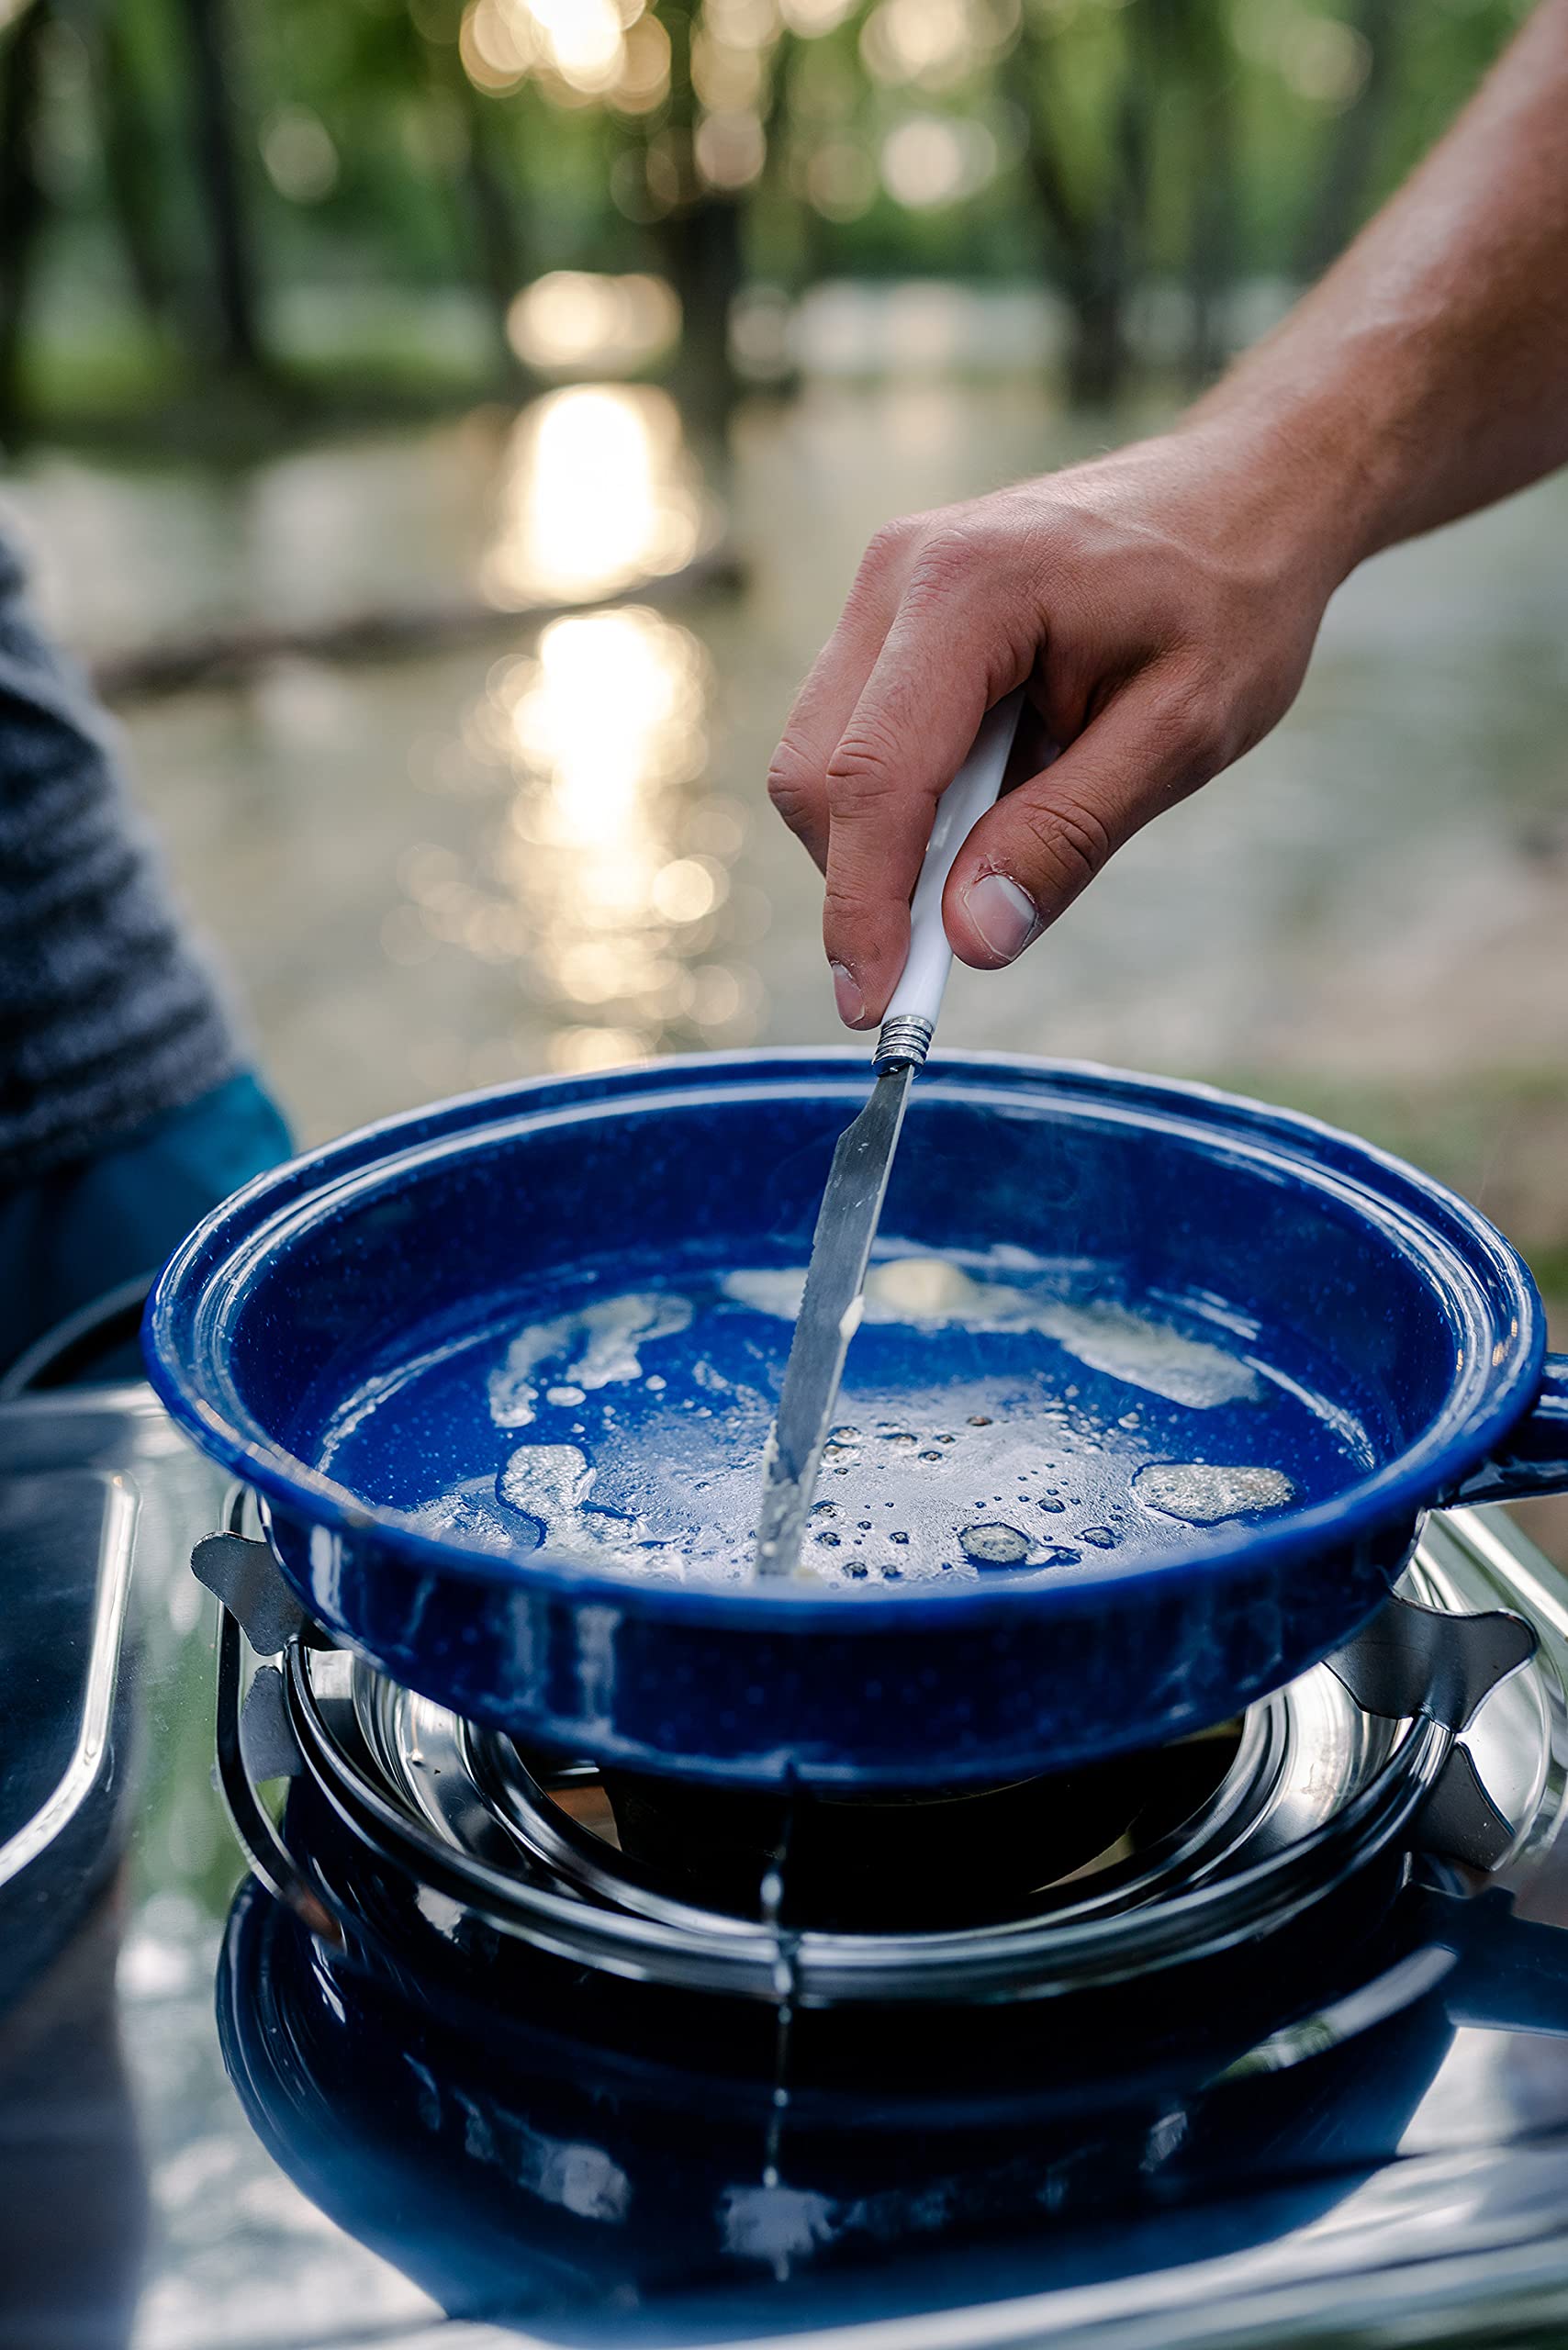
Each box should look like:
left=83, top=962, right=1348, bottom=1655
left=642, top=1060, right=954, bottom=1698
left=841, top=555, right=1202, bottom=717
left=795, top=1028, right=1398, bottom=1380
left=765, top=735, right=821, bottom=829
left=903, top=514, right=1047, bottom=677
left=825, top=711, right=905, bottom=808
left=857, top=516, right=918, bottom=581
left=1016, top=793, right=1114, bottom=898
left=905, top=522, right=983, bottom=600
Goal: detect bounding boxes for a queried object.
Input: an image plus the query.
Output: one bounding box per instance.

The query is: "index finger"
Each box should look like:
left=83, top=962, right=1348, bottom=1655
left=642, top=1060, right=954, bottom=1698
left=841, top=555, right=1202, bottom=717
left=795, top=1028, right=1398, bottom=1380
left=822, top=599, right=1027, bottom=1023
left=766, top=524, right=913, bottom=874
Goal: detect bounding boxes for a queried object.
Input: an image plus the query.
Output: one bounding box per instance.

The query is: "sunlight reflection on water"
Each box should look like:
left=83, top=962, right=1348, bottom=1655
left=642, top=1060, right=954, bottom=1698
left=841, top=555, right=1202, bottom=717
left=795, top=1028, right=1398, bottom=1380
left=395, top=599, right=762, bottom=1074
left=481, top=382, right=711, bottom=608
left=382, top=376, right=762, bottom=1079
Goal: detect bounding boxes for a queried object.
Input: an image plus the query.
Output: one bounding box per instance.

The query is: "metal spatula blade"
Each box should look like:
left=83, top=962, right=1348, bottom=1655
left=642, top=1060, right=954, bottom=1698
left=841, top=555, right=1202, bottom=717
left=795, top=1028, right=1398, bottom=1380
left=753, top=690, right=1025, bottom=1578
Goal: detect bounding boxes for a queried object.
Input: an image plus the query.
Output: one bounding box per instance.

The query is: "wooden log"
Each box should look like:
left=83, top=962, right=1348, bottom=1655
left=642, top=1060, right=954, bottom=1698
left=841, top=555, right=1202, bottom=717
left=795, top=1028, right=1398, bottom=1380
left=90, top=543, right=745, bottom=704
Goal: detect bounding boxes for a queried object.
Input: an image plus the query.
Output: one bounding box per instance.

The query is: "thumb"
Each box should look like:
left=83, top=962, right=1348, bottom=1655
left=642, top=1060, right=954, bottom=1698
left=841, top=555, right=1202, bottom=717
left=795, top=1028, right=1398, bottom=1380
left=942, top=675, right=1209, bottom=967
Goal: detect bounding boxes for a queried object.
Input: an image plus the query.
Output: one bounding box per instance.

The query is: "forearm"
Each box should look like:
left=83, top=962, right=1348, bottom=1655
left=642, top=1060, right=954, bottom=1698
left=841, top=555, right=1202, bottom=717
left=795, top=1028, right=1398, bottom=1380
left=1192, top=0, right=1568, bottom=574
left=769, top=3, right=1568, bottom=1008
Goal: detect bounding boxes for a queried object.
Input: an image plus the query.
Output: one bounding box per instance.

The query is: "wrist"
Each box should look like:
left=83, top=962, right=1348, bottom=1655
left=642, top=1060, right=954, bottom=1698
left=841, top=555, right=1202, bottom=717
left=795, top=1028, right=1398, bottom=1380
left=1178, top=362, right=1418, bottom=594
left=1177, top=403, right=1375, bottom=600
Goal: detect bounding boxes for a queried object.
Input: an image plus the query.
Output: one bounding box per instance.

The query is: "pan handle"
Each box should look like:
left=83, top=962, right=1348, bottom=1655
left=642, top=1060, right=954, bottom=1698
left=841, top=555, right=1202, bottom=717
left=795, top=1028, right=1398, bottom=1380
left=1450, top=1353, right=1568, bottom=1505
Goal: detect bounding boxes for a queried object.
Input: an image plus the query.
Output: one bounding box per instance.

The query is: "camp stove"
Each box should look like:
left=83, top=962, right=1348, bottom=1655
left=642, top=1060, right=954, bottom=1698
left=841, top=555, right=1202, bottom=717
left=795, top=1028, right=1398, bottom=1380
left=197, top=1496, right=1568, bottom=2344
left=14, top=1376, right=1568, bottom=2350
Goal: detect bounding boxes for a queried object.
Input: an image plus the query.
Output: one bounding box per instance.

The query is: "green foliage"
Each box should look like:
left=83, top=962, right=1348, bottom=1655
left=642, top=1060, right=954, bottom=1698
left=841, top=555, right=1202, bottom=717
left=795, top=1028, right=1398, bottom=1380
left=0, top=0, right=1529, bottom=431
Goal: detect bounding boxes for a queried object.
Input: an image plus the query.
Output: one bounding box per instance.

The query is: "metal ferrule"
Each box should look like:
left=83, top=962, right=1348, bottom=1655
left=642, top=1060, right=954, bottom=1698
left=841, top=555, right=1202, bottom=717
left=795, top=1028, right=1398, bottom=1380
left=873, top=1013, right=934, bottom=1070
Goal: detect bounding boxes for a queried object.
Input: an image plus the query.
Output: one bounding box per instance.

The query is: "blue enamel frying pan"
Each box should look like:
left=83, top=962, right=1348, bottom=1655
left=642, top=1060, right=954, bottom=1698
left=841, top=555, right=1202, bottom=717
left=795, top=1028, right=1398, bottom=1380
left=143, top=1054, right=1568, bottom=1789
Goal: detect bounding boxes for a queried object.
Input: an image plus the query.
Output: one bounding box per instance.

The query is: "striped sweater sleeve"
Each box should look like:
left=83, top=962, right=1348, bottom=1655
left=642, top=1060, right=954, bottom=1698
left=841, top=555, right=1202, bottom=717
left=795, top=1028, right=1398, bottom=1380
left=0, top=525, right=241, bottom=1188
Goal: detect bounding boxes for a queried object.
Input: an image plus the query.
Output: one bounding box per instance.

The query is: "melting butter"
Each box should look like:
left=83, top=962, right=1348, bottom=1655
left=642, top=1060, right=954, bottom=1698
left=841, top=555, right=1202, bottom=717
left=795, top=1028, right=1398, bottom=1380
left=496, top=1441, right=686, bottom=1571
left=489, top=1292, right=692, bottom=1428
left=721, top=1259, right=1263, bottom=1409
left=1132, top=1461, right=1295, bottom=1525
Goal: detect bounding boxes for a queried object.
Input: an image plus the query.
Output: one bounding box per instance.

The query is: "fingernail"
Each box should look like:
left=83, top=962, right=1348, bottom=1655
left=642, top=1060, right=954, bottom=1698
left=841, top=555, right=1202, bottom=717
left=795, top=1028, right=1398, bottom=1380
left=830, top=961, right=867, bottom=1026
left=961, top=874, right=1041, bottom=964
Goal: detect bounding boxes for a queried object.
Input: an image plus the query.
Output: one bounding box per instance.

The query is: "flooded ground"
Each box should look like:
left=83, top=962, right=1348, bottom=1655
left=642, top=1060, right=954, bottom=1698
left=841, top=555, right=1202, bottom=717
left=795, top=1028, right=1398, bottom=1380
left=8, top=333, right=1568, bottom=1324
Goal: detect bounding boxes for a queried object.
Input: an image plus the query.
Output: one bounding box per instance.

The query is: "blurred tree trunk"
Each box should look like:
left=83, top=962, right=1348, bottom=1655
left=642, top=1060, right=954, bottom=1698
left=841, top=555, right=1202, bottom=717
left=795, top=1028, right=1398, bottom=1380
left=1181, top=0, right=1239, bottom=386
left=655, top=195, right=743, bottom=427
left=454, top=76, right=529, bottom=388
left=761, top=26, right=818, bottom=289
left=93, top=1, right=176, bottom=333
left=176, top=0, right=264, bottom=374
left=651, top=0, right=743, bottom=431
left=1017, top=0, right=1161, bottom=407
left=1295, top=0, right=1405, bottom=283
left=1184, top=90, right=1238, bottom=385
left=0, top=0, right=52, bottom=433
left=1014, top=39, right=1118, bottom=404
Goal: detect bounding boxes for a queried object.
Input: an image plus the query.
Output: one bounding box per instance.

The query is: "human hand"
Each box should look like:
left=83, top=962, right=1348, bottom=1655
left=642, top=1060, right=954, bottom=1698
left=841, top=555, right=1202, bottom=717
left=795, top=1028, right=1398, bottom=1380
left=767, top=421, right=1354, bottom=1028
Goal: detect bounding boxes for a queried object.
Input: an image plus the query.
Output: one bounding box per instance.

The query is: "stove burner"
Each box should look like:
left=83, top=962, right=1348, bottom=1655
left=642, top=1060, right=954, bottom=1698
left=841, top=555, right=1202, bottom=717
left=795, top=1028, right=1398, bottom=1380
left=202, top=1509, right=1543, bottom=2013
left=588, top=1739, right=1243, bottom=1930
left=461, top=1724, right=1244, bottom=1934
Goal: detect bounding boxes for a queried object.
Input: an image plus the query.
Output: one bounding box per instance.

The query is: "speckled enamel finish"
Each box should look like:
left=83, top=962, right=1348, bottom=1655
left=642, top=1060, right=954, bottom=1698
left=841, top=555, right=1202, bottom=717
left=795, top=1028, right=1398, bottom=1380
left=143, top=1054, right=1568, bottom=1788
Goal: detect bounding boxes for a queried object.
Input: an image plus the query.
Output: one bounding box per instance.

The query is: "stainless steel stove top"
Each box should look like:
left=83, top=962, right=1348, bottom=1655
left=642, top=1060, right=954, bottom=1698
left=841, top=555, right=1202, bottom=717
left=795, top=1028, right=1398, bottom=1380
left=9, top=1383, right=1568, bottom=2350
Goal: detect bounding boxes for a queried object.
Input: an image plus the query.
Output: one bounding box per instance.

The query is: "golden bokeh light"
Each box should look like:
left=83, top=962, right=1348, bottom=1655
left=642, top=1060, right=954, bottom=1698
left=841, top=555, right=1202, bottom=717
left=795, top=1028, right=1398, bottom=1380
left=393, top=599, right=762, bottom=1071
left=481, top=382, right=709, bottom=607
left=506, top=270, right=679, bottom=375
left=695, top=108, right=767, bottom=190
left=1282, top=16, right=1372, bottom=106
left=459, top=0, right=533, bottom=89
left=614, top=11, right=672, bottom=109
left=643, top=129, right=692, bottom=213
left=649, top=854, right=726, bottom=923
left=261, top=107, right=340, bottom=204
left=861, top=0, right=974, bottom=87
left=879, top=113, right=996, bottom=208
left=529, top=0, right=624, bottom=91
left=458, top=0, right=634, bottom=97
left=804, top=139, right=876, bottom=220
left=549, top=1024, right=652, bottom=1074
left=704, top=0, right=779, bottom=44
left=778, top=0, right=857, bottom=33
left=692, top=25, right=767, bottom=109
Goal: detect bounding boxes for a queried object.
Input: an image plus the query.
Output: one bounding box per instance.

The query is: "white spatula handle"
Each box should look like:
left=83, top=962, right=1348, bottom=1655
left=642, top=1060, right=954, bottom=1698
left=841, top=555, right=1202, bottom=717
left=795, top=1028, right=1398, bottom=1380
left=874, top=688, right=1026, bottom=1069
